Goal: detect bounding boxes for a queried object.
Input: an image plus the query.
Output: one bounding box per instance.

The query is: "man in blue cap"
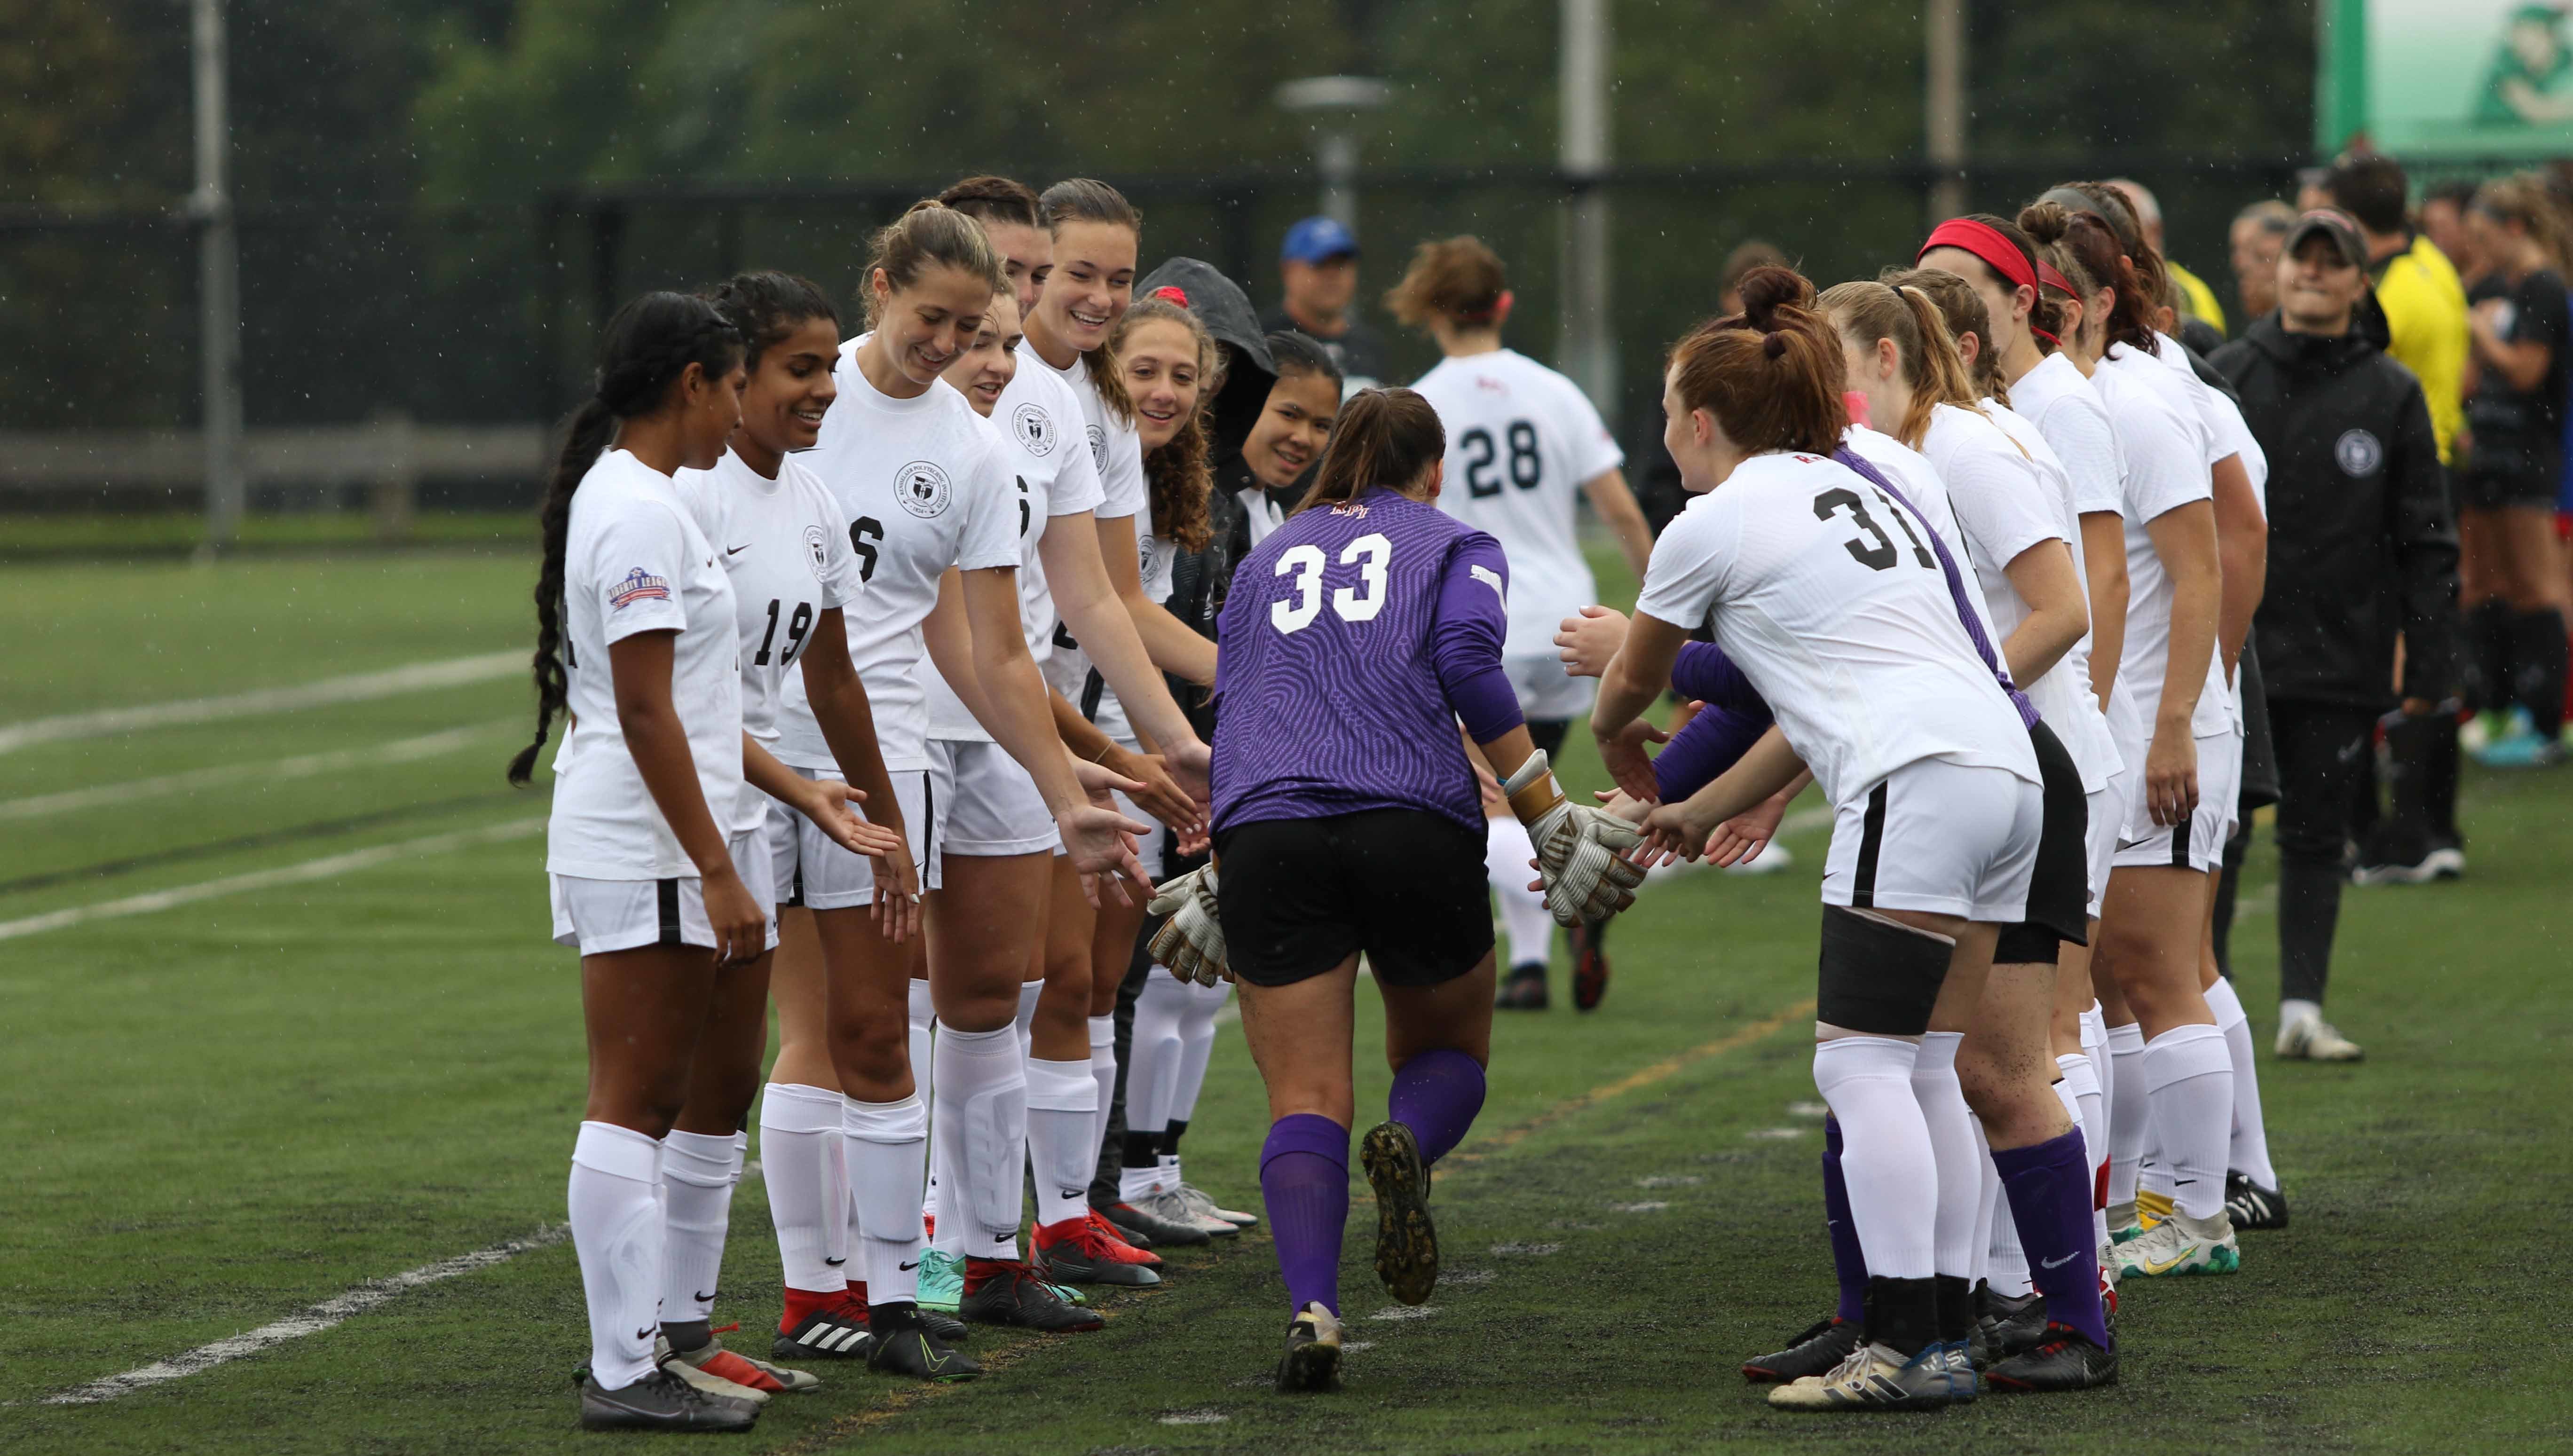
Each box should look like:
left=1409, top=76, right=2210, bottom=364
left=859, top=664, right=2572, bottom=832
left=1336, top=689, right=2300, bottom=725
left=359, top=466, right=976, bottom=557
left=1263, top=216, right=1386, bottom=394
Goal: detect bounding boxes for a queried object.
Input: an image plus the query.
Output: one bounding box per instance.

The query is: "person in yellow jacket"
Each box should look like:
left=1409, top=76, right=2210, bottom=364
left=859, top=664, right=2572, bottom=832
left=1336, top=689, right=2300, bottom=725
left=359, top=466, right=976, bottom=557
left=2328, top=155, right=2472, bottom=462
left=2109, top=177, right=2229, bottom=332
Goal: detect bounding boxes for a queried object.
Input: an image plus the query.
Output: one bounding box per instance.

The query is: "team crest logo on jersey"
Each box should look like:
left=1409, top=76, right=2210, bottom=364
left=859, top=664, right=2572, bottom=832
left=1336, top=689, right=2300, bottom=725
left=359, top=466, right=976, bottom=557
left=895, top=460, right=952, bottom=519
left=1086, top=424, right=1108, bottom=472
left=607, top=567, right=670, bottom=610
left=2334, top=428, right=2383, bottom=477
left=1012, top=403, right=1057, bottom=456
left=802, top=523, right=831, bottom=580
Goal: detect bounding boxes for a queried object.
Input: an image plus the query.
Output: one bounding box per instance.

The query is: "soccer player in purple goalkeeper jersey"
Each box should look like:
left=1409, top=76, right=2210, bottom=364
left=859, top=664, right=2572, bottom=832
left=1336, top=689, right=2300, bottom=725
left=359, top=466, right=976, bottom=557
left=1140, top=388, right=1643, bottom=1395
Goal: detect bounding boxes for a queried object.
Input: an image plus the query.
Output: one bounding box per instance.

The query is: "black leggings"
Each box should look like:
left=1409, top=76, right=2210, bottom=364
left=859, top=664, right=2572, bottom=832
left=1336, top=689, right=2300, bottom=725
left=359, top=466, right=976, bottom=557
left=2269, top=700, right=2380, bottom=1006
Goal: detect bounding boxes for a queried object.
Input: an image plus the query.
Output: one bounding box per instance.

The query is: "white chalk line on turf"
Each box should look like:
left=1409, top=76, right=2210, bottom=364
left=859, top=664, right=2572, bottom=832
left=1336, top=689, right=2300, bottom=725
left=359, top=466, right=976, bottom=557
left=0, top=720, right=515, bottom=822
left=0, top=816, right=545, bottom=942
left=39, top=1225, right=572, bottom=1406
left=0, top=651, right=521, bottom=756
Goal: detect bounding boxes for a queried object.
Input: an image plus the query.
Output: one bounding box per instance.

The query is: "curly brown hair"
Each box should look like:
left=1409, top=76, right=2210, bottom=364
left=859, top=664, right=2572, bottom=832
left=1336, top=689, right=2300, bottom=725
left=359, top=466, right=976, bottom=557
left=1109, top=296, right=1219, bottom=551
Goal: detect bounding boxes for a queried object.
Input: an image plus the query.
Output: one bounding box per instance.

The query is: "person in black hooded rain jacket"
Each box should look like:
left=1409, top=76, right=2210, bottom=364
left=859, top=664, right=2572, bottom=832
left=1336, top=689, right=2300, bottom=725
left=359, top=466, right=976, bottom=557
left=2211, top=209, right=2459, bottom=1054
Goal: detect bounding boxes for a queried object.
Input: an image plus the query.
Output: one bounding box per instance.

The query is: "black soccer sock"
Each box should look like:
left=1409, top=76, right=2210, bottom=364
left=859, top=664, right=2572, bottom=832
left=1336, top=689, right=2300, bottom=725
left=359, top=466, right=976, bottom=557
left=1864, top=1275, right=1942, bottom=1358
left=1121, top=1129, right=1161, bottom=1171
left=2512, top=608, right=2569, bottom=736
left=2276, top=854, right=2346, bottom=1007
left=2469, top=598, right=2514, bottom=713
left=1161, top=1118, right=1188, bottom=1157
left=661, top=1318, right=712, bottom=1355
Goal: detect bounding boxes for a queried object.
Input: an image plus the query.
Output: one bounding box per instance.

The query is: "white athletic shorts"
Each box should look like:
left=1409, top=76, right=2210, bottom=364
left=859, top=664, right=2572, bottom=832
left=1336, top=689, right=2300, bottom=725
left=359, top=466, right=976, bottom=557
left=550, top=826, right=778, bottom=956
left=2084, top=771, right=2124, bottom=921
left=927, top=738, right=1060, bottom=857
left=1821, top=757, right=2044, bottom=923
left=768, top=766, right=943, bottom=910
left=2111, top=728, right=2239, bottom=874
left=1505, top=653, right=1597, bottom=723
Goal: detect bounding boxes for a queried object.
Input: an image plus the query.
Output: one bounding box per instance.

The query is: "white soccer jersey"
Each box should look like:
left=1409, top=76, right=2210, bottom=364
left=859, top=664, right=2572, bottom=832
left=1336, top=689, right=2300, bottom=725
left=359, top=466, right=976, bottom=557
left=2089, top=355, right=2230, bottom=742
left=2007, top=357, right=2141, bottom=756
left=546, top=448, right=744, bottom=880
left=675, top=448, right=863, bottom=825
left=1973, top=401, right=2123, bottom=792
left=1033, top=341, right=1172, bottom=742
left=1414, top=348, right=1626, bottom=657
left=1838, top=425, right=2008, bottom=655
left=1633, top=449, right=2037, bottom=811
left=923, top=358, right=1108, bottom=743
left=779, top=337, right=1018, bottom=773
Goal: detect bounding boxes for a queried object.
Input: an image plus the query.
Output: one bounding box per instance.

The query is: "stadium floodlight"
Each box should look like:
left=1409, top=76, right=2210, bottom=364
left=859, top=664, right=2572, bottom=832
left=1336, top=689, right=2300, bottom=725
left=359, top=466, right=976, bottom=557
left=1274, top=76, right=1392, bottom=231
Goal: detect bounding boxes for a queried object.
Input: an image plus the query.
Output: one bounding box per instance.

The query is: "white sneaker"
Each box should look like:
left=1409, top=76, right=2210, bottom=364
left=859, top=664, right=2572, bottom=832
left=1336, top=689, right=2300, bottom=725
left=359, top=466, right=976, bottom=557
left=2275, top=1014, right=2364, bottom=1062
left=1177, top=1181, right=1258, bottom=1228
left=1141, top=1186, right=1237, bottom=1237
left=1723, top=840, right=1794, bottom=876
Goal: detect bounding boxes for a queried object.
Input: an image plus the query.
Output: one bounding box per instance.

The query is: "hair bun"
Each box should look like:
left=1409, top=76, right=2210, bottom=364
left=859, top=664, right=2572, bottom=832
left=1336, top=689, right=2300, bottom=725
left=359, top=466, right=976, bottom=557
left=1734, top=265, right=1816, bottom=332
left=2016, top=200, right=2070, bottom=244
left=1762, top=331, right=1789, bottom=359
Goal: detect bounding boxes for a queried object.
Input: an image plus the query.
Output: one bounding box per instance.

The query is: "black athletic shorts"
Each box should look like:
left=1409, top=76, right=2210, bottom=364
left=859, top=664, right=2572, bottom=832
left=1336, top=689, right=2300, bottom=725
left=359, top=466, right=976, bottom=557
left=1213, top=808, right=1495, bottom=988
left=1995, top=719, right=2091, bottom=965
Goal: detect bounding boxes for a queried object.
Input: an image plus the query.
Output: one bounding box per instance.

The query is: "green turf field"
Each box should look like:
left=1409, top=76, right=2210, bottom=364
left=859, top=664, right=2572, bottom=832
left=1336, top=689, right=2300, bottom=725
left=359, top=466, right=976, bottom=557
left=3, top=544, right=2567, bottom=1454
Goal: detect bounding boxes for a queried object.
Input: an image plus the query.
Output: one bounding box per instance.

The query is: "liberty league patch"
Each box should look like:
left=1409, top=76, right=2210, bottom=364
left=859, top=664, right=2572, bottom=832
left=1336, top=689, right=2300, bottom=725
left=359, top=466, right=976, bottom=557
left=2334, top=428, right=2383, bottom=477
left=895, top=459, right=952, bottom=519
left=802, top=523, right=831, bottom=580
left=1012, top=402, right=1057, bottom=456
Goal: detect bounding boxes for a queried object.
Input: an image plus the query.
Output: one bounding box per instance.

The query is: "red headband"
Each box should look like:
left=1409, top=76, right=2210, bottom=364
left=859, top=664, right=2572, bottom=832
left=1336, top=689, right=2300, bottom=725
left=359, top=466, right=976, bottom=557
left=1150, top=285, right=1191, bottom=307
left=1918, top=218, right=2037, bottom=295
left=2036, top=261, right=2076, bottom=297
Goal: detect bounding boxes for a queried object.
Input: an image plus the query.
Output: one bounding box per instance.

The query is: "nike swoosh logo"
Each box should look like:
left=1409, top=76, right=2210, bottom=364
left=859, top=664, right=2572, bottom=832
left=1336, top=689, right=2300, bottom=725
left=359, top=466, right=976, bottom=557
left=727, top=543, right=750, bottom=555
left=2174, top=1178, right=2198, bottom=1186
left=917, top=1338, right=952, bottom=1372
left=2115, top=836, right=2147, bottom=850
left=899, top=1260, right=920, bottom=1271
left=2142, top=1243, right=2203, bottom=1275
left=2041, top=1251, right=2078, bottom=1269
left=635, top=1326, right=654, bottom=1341
left=823, top=1256, right=846, bottom=1266
left=695, top=1289, right=717, bottom=1302
left=1060, top=1188, right=1087, bottom=1199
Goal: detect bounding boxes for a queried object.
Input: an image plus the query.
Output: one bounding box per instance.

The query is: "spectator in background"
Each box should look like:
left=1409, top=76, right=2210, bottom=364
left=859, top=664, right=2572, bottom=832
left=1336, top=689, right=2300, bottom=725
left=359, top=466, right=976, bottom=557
left=1717, top=240, right=1791, bottom=317
left=2420, top=180, right=2488, bottom=288
left=2231, top=201, right=2295, bottom=322
left=2297, top=167, right=2337, bottom=213
left=2211, top=209, right=2458, bottom=1060
left=1262, top=216, right=1385, bottom=394
left=2110, top=176, right=2228, bottom=332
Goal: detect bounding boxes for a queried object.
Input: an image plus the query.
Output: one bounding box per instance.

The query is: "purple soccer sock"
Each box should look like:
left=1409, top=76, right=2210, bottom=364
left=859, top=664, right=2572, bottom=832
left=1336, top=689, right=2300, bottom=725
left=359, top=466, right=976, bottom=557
left=1260, top=1113, right=1351, bottom=1318
left=1822, top=1116, right=1868, bottom=1324
left=1992, top=1128, right=2112, bottom=1350
left=1388, top=1048, right=1487, bottom=1164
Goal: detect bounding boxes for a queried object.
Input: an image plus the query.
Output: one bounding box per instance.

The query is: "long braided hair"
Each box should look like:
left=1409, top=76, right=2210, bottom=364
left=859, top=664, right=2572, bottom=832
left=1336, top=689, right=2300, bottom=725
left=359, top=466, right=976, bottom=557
left=506, top=291, right=742, bottom=787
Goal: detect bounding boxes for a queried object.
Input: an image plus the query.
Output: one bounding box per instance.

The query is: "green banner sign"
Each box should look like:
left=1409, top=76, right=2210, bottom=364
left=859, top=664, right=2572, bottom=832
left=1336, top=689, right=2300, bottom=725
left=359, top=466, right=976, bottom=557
left=2322, top=0, right=2573, bottom=156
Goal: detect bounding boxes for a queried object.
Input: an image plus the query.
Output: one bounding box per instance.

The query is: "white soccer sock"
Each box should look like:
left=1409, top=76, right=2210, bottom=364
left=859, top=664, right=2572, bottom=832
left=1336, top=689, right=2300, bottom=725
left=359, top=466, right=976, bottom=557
left=2141, top=1023, right=2234, bottom=1220
left=758, top=1082, right=849, bottom=1293
left=2104, top=1021, right=2148, bottom=1209
left=1909, top=1031, right=1981, bottom=1281
left=933, top=1022, right=1028, bottom=1262
left=908, top=979, right=936, bottom=1100
left=1171, top=979, right=1229, bottom=1125
left=1812, top=1037, right=1937, bottom=1280
left=569, top=1121, right=664, bottom=1391
left=2204, top=977, right=2279, bottom=1187
left=1119, top=1163, right=1163, bottom=1201
left=1485, top=816, right=1555, bottom=970
left=2278, top=996, right=2321, bottom=1028
left=1088, top=1013, right=1119, bottom=1161
left=844, top=1094, right=928, bottom=1306
left=1014, top=978, right=1044, bottom=1057
left=1130, top=973, right=1188, bottom=1162
left=659, top=1129, right=740, bottom=1328
left=2058, top=1054, right=2103, bottom=1173
left=1986, top=1148, right=2033, bottom=1299
left=1158, top=1151, right=1183, bottom=1195
left=1026, top=1056, right=1100, bottom=1228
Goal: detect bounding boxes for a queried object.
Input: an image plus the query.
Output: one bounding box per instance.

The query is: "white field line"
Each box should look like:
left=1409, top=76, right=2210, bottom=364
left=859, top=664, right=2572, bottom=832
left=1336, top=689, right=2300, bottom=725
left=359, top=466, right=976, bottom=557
left=39, top=1225, right=571, bottom=1406
left=0, top=817, right=545, bottom=943
left=0, top=651, right=521, bottom=756
left=0, top=721, right=514, bottom=822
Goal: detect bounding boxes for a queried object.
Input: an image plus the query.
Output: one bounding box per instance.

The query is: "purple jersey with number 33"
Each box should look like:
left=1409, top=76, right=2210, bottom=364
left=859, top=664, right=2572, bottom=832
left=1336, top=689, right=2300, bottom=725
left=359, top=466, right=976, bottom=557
left=1211, top=488, right=1522, bottom=834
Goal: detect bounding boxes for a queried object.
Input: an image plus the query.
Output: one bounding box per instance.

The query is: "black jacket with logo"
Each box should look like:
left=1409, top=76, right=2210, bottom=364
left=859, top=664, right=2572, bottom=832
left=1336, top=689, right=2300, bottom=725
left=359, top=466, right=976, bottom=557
left=2210, top=316, right=2459, bottom=707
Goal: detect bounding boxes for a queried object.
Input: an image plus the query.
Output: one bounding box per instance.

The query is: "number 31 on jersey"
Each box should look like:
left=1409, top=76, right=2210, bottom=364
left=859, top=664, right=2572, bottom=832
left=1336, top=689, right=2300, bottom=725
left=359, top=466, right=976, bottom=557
left=1271, top=533, right=1390, bottom=634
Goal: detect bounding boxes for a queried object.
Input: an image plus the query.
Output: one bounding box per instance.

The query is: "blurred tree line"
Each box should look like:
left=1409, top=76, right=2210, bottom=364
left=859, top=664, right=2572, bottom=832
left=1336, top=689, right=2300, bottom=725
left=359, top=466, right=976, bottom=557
left=2, top=0, right=2312, bottom=435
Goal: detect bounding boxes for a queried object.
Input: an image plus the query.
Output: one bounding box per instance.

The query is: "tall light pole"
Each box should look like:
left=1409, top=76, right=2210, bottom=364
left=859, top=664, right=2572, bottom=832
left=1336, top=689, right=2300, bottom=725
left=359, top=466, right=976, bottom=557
left=1558, top=0, right=1616, bottom=415
left=1925, top=0, right=1967, bottom=223
left=1276, top=75, right=1391, bottom=230
left=191, top=0, right=245, bottom=557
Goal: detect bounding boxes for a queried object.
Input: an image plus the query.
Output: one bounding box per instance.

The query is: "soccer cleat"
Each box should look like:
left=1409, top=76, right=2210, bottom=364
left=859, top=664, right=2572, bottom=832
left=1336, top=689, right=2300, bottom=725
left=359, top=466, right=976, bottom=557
left=1178, top=1182, right=1258, bottom=1228
left=1977, top=1290, right=2047, bottom=1365
left=1984, top=1324, right=2118, bottom=1392
left=576, top=1368, right=759, bottom=1432
left=916, top=1250, right=965, bottom=1314
left=1137, top=1186, right=1238, bottom=1238
left=865, top=1317, right=981, bottom=1383
left=657, top=1335, right=789, bottom=1402
left=2471, top=708, right=2564, bottom=768
left=1105, top=1197, right=1213, bottom=1248
left=1766, top=1341, right=1954, bottom=1412
left=2276, top=1014, right=2364, bottom=1061
left=1940, top=1342, right=1979, bottom=1402
left=1742, top=1315, right=1861, bottom=1383
left=773, top=1298, right=874, bottom=1361
left=1569, top=920, right=1610, bottom=1012
left=1360, top=1120, right=1439, bottom=1306
left=2224, top=1172, right=2290, bottom=1230
left=2115, top=1209, right=2241, bottom=1279
left=1033, top=1213, right=1164, bottom=1287
left=1275, top=1301, right=1344, bottom=1394
left=2105, top=1200, right=2145, bottom=1246
left=958, top=1259, right=1105, bottom=1332
left=2134, top=1188, right=2173, bottom=1228
left=1494, top=962, right=1549, bottom=1011
left=2351, top=838, right=2465, bottom=885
